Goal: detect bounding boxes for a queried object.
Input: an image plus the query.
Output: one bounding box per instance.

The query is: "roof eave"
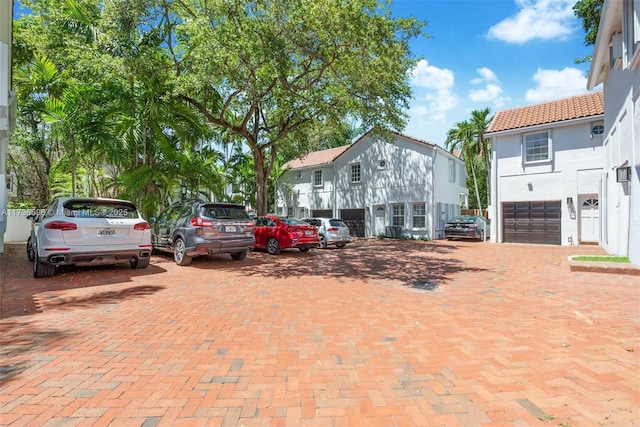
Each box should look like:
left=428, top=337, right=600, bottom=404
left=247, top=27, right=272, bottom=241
left=485, top=113, right=604, bottom=137
left=587, top=0, right=620, bottom=90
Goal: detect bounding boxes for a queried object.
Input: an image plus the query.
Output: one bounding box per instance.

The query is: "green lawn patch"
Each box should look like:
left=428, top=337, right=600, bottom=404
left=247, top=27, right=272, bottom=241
left=571, top=255, right=630, bottom=263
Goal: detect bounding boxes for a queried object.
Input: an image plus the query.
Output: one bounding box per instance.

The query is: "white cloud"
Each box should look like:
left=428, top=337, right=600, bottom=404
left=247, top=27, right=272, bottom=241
left=471, top=67, right=498, bottom=84
left=404, top=59, right=459, bottom=143
left=410, top=59, right=455, bottom=90
left=525, top=67, right=588, bottom=102
left=468, top=67, right=508, bottom=108
left=488, top=0, right=577, bottom=44
left=409, top=59, right=458, bottom=122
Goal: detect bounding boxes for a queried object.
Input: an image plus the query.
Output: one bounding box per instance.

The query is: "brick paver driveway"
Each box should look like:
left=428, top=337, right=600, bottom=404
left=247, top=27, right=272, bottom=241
left=1, top=239, right=638, bottom=426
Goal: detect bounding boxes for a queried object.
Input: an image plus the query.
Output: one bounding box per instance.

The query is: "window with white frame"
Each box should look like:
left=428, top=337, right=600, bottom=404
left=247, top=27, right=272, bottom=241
left=392, top=204, right=404, bottom=227
left=448, top=159, right=456, bottom=182
left=524, top=131, right=550, bottom=163
left=412, top=203, right=426, bottom=229
left=313, top=170, right=323, bottom=186
left=350, top=163, right=361, bottom=183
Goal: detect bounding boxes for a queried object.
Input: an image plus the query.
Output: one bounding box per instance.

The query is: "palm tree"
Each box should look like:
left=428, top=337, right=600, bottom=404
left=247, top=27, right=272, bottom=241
left=446, top=121, right=483, bottom=211
left=469, top=108, right=493, bottom=204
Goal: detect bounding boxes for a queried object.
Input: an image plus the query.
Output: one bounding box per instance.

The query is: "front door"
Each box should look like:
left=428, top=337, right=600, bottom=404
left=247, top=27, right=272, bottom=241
left=373, top=205, right=385, bottom=236
left=579, top=195, right=599, bottom=243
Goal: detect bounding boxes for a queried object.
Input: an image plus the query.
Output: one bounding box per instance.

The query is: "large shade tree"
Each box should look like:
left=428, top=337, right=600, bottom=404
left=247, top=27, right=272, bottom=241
left=169, top=0, right=426, bottom=214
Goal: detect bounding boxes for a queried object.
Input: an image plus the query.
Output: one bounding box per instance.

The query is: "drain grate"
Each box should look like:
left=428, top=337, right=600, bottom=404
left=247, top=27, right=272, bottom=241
left=411, top=280, right=439, bottom=291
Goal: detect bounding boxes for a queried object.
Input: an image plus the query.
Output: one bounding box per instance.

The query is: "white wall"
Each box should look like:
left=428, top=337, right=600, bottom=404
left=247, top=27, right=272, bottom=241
left=600, top=73, right=639, bottom=262
left=491, top=119, right=603, bottom=245
left=5, top=210, right=32, bottom=243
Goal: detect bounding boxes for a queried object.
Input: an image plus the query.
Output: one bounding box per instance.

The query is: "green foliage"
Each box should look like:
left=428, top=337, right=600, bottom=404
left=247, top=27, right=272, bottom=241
left=573, top=0, right=604, bottom=46
left=11, top=0, right=425, bottom=216
left=6, top=200, right=36, bottom=209
left=573, top=0, right=604, bottom=63
left=571, top=255, right=630, bottom=263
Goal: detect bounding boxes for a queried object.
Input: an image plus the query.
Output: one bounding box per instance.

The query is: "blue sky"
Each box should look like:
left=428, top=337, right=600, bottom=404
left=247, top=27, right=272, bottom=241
left=392, top=0, right=598, bottom=146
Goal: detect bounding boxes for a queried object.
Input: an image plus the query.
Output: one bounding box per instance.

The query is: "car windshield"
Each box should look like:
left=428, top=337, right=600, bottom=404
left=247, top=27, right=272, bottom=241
left=280, top=217, right=306, bottom=225
left=63, top=200, right=138, bottom=218
left=448, top=216, right=477, bottom=224
left=201, top=205, right=249, bottom=220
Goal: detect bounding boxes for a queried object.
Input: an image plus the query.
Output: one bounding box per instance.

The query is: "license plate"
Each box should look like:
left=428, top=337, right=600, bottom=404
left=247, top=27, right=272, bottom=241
left=98, top=228, right=116, bottom=236
left=225, top=226, right=237, bottom=233
left=305, top=230, right=313, bottom=236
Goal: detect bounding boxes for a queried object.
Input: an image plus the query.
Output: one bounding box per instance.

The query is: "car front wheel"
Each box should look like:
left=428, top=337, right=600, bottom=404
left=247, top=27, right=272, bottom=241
left=479, top=229, right=485, bottom=242
left=318, top=235, right=327, bottom=249
left=173, top=238, right=193, bottom=266
left=266, top=237, right=281, bottom=255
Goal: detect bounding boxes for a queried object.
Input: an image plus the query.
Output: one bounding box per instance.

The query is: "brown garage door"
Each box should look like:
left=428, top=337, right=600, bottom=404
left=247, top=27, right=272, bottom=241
left=339, top=209, right=365, bottom=237
left=503, top=201, right=561, bottom=245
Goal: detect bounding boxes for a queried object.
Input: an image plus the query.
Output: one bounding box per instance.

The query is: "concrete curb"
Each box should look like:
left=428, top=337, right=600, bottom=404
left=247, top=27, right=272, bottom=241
left=568, top=256, right=640, bottom=276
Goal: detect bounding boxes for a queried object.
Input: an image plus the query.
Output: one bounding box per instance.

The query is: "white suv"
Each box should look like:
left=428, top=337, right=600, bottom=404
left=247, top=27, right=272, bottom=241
left=27, top=197, right=152, bottom=278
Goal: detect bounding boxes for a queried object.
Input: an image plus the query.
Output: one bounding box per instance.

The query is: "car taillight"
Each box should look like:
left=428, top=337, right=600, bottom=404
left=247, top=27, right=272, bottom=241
left=327, top=227, right=338, bottom=232
left=45, top=221, right=77, bottom=231
left=134, top=222, right=150, bottom=230
left=244, top=222, right=254, bottom=233
left=190, top=217, right=213, bottom=227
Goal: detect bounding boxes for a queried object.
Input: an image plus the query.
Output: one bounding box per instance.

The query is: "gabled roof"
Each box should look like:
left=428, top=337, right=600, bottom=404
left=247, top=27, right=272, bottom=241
left=486, top=91, right=604, bottom=134
left=283, top=130, right=438, bottom=170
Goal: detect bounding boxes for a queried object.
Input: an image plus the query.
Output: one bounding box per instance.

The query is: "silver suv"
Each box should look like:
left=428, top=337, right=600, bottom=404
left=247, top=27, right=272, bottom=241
left=151, top=201, right=255, bottom=265
left=302, top=218, right=351, bottom=249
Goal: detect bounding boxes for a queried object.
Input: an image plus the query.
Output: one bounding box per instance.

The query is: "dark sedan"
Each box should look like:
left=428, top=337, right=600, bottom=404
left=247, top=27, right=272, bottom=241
left=444, top=215, right=489, bottom=241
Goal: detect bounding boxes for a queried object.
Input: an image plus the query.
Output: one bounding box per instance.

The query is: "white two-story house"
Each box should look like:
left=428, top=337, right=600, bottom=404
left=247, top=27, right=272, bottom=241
left=486, top=91, right=605, bottom=246
left=275, top=131, right=468, bottom=239
left=587, top=0, right=640, bottom=265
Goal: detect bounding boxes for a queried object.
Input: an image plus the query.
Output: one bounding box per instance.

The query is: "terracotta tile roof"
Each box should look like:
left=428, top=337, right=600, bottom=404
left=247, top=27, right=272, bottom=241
left=284, top=145, right=351, bottom=169
left=486, top=91, right=604, bottom=134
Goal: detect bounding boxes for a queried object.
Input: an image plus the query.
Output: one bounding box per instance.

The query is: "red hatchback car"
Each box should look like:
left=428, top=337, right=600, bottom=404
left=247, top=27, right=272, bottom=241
left=253, top=216, right=319, bottom=254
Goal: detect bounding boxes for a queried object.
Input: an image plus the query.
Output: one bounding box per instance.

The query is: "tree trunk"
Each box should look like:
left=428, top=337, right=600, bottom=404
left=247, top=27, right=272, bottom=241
left=470, top=157, right=482, bottom=212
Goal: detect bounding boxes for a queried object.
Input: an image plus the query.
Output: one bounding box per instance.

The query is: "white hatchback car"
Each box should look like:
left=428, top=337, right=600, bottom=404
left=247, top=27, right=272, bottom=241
left=27, top=197, right=153, bottom=278
left=302, top=218, right=351, bottom=249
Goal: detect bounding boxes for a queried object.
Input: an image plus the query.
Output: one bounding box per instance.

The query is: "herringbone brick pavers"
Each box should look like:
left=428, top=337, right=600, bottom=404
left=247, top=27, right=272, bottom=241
left=0, top=239, right=638, bottom=426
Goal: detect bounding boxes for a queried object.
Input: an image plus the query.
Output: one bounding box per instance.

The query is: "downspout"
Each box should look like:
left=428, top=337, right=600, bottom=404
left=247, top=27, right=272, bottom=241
left=432, top=146, right=437, bottom=240
left=333, top=160, right=337, bottom=219
left=491, top=141, right=498, bottom=242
